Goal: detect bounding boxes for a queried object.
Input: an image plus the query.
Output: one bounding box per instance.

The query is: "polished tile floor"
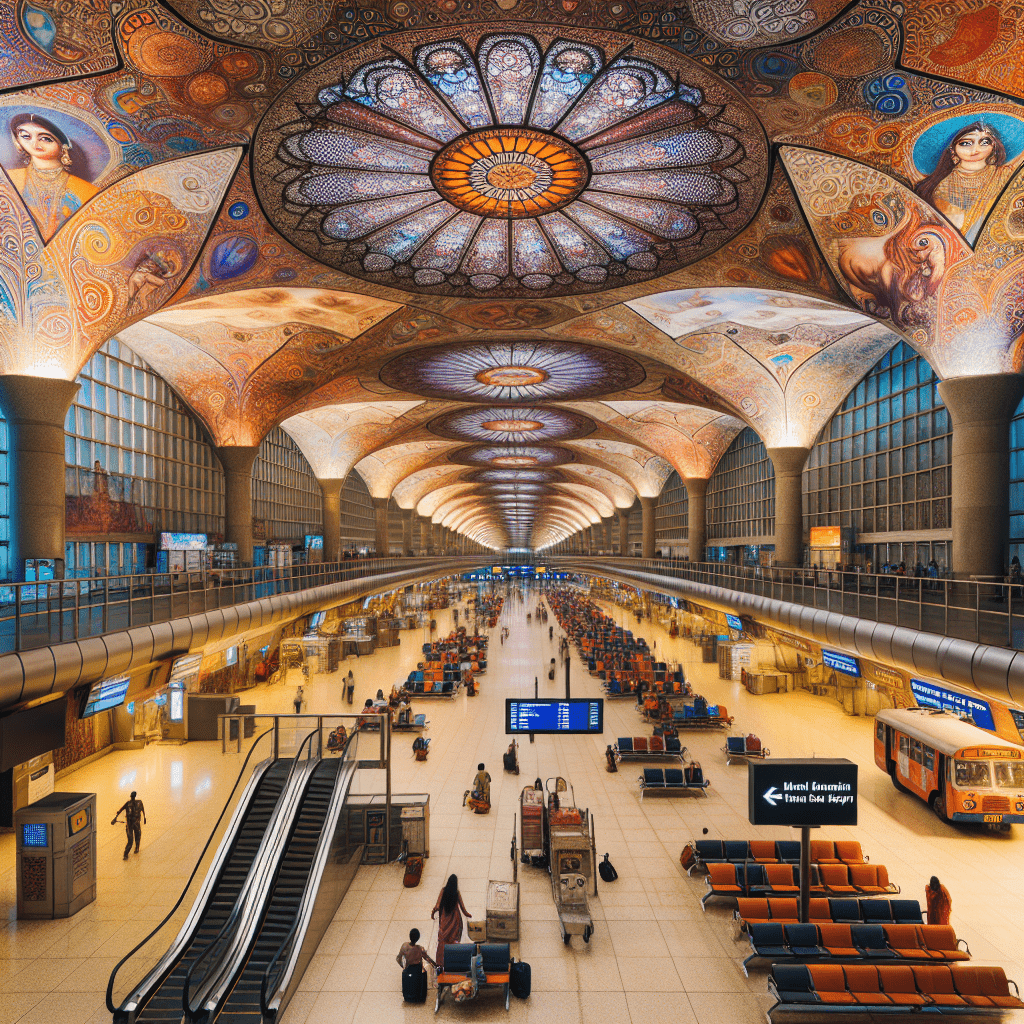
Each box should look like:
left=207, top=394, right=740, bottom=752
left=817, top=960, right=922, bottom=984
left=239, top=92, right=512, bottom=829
left=1, top=586, right=1022, bottom=1024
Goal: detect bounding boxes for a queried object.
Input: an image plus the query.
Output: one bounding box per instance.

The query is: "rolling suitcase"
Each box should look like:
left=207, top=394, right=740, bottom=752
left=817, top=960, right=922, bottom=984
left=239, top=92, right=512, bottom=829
left=402, top=965, right=428, bottom=1003
left=510, top=958, right=531, bottom=999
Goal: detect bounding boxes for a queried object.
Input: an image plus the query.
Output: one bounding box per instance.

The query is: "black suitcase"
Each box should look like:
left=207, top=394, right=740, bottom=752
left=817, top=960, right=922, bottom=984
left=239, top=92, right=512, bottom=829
left=402, top=965, right=428, bottom=1003
left=510, top=959, right=531, bottom=999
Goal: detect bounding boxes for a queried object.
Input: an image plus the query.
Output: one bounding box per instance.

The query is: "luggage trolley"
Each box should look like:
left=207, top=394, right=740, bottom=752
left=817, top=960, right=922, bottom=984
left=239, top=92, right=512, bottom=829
left=545, top=778, right=597, bottom=945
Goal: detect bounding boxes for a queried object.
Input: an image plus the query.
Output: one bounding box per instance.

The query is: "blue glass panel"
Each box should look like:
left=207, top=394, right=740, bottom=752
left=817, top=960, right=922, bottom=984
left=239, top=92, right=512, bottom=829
left=362, top=202, right=457, bottom=262
left=343, top=58, right=462, bottom=142
left=529, top=40, right=603, bottom=130
left=288, top=170, right=431, bottom=206
left=580, top=192, right=698, bottom=239
left=511, top=220, right=561, bottom=277
left=414, top=40, right=490, bottom=128
left=322, top=192, right=439, bottom=240
left=558, top=56, right=678, bottom=142
left=590, top=169, right=733, bottom=205
left=588, top=128, right=729, bottom=172
left=285, top=128, right=432, bottom=173
left=411, top=212, right=480, bottom=271
left=479, top=34, right=541, bottom=125
left=563, top=204, right=653, bottom=259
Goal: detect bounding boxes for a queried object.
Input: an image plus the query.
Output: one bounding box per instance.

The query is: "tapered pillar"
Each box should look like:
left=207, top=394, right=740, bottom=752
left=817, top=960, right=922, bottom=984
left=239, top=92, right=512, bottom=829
left=215, top=445, right=260, bottom=565
left=0, top=376, right=79, bottom=579
left=618, top=509, right=630, bottom=556
left=319, top=478, right=343, bottom=563
left=685, top=477, right=708, bottom=563
left=938, top=374, right=1024, bottom=579
left=420, top=516, right=431, bottom=554
left=372, top=497, right=389, bottom=555
left=402, top=508, right=414, bottom=555
left=640, top=496, right=656, bottom=558
left=767, top=447, right=810, bottom=567
left=432, top=522, right=441, bottom=554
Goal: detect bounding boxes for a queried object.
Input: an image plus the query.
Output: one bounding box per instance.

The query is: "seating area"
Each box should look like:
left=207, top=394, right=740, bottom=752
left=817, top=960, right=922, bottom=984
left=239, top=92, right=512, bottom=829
left=435, top=942, right=511, bottom=1012
left=638, top=765, right=709, bottom=799
left=653, top=695, right=733, bottom=729
left=767, top=963, right=1024, bottom=1018
left=735, top=898, right=925, bottom=928
left=702, top=863, right=898, bottom=907
left=405, top=674, right=459, bottom=697
left=743, top=922, right=971, bottom=973
left=725, top=734, right=770, bottom=762
left=614, top=736, right=686, bottom=762
left=689, top=839, right=866, bottom=874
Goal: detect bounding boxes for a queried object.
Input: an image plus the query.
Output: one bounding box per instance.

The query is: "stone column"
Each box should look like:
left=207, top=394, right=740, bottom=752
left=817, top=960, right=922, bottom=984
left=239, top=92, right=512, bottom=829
left=432, top=522, right=442, bottom=553
left=0, top=376, right=79, bottom=579
left=372, top=497, right=389, bottom=555
left=618, top=509, right=630, bottom=556
left=684, top=477, right=709, bottom=563
left=319, top=478, right=343, bottom=563
left=938, top=374, right=1024, bottom=579
left=640, top=496, right=657, bottom=558
left=402, top=508, right=414, bottom=555
left=767, top=447, right=810, bottom=567
left=215, top=445, right=260, bottom=566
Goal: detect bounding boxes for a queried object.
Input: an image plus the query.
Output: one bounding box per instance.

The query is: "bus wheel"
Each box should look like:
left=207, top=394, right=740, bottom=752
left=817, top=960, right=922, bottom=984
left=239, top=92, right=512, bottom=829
left=930, top=791, right=948, bottom=823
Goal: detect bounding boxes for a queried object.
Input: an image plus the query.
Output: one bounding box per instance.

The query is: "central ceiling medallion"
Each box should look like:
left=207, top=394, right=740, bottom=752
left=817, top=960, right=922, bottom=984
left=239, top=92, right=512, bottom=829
left=432, top=128, right=589, bottom=218
left=475, top=365, right=548, bottom=387
left=255, top=25, right=767, bottom=298
left=482, top=418, right=542, bottom=432
left=494, top=455, right=539, bottom=466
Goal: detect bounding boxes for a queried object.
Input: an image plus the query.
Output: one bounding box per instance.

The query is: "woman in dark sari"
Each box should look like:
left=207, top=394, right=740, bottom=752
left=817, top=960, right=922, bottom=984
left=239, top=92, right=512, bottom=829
left=431, top=873, right=470, bottom=969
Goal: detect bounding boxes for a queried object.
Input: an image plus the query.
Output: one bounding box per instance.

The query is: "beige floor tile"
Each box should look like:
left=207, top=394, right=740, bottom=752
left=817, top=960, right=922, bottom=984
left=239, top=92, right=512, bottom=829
left=616, top=956, right=683, bottom=992
left=580, top=989, right=629, bottom=1024
left=625, top=990, right=698, bottom=1024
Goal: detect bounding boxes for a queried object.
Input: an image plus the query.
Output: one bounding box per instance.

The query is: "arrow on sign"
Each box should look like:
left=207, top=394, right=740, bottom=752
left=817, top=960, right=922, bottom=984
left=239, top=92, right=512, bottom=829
left=763, top=786, right=782, bottom=807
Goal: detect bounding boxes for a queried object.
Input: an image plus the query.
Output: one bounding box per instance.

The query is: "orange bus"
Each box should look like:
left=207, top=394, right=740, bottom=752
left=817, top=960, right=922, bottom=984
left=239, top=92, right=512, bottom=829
left=874, top=707, right=1024, bottom=828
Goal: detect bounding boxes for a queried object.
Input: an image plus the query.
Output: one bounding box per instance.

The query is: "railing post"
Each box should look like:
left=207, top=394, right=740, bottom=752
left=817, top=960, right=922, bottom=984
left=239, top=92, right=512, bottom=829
left=73, top=582, right=79, bottom=640
left=976, top=584, right=981, bottom=644
left=102, top=575, right=109, bottom=635
left=14, top=585, right=21, bottom=652
left=58, top=578, right=64, bottom=643
left=1009, top=584, right=1013, bottom=649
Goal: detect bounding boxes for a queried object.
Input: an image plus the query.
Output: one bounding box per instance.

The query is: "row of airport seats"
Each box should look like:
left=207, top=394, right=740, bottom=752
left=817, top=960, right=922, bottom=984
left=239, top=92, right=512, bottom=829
left=736, top=897, right=924, bottom=927
left=691, top=839, right=866, bottom=873
left=639, top=766, right=709, bottom=798
left=405, top=676, right=457, bottom=695
left=767, top=964, right=1023, bottom=1018
left=744, top=922, right=970, bottom=973
left=615, top=736, right=685, bottom=759
left=435, top=942, right=512, bottom=1011
left=702, top=863, right=897, bottom=906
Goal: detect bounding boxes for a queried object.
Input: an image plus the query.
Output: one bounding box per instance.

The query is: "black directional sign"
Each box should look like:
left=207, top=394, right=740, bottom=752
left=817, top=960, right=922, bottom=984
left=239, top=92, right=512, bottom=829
left=748, top=758, right=858, bottom=827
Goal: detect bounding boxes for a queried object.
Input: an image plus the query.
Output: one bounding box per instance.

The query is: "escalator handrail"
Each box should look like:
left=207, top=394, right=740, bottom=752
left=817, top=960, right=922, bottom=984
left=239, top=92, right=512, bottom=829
left=105, top=726, right=275, bottom=1015
left=260, top=733, right=359, bottom=1017
left=182, top=725, right=322, bottom=1020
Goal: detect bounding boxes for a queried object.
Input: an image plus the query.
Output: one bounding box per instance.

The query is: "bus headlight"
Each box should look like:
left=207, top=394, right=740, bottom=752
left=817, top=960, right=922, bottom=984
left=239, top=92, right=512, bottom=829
left=1015, top=801, right=1024, bottom=813
left=962, top=799, right=976, bottom=810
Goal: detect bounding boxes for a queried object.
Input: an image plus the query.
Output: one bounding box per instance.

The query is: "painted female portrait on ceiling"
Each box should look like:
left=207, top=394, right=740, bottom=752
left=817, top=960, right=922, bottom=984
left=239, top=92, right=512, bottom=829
left=2, top=111, right=100, bottom=241
left=911, top=113, right=1024, bottom=244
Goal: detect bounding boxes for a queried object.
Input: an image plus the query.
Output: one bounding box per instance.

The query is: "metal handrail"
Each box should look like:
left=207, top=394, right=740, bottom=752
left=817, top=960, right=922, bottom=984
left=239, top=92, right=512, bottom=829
left=105, top=727, right=274, bottom=1016
left=181, top=725, right=322, bottom=1021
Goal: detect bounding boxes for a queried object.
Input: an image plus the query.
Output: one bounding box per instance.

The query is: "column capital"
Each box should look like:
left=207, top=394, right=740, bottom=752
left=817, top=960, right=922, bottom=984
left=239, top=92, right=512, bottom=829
left=214, top=444, right=260, bottom=476
left=318, top=476, right=344, bottom=499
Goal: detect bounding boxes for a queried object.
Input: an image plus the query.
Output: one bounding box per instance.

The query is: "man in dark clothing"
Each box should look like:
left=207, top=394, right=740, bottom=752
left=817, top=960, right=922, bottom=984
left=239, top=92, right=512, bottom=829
left=113, top=791, right=147, bottom=859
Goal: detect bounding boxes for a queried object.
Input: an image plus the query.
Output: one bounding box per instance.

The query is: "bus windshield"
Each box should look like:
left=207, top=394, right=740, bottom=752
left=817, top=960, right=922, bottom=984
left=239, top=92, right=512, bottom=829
left=954, top=760, right=990, bottom=787
left=995, top=761, right=1024, bottom=788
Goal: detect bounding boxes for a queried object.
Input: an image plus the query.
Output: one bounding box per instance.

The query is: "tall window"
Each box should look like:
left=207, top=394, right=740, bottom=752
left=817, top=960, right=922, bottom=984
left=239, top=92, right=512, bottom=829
left=252, top=427, right=322, bottom=543
left=656, top=472, right=689, bottom=549
left=707, top=428, right=774, bottom=542
left=340, top=470, right=375, bottom=550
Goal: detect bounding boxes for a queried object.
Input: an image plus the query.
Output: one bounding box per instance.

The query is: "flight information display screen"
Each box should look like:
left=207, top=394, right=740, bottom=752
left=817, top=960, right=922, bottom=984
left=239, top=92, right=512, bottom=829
left=505, top=698, right=603, bottom=735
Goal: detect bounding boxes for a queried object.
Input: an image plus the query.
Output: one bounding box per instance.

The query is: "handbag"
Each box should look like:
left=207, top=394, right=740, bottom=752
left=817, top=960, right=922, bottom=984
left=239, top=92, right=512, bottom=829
left=598, top=853, right=618, bottom=882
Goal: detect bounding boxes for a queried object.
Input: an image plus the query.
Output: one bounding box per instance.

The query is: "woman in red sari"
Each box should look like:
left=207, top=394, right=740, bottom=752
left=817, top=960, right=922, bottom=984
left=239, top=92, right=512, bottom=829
left=431, top=874, right=470, bottom=969
left=925, top=875, right=952, bottom=924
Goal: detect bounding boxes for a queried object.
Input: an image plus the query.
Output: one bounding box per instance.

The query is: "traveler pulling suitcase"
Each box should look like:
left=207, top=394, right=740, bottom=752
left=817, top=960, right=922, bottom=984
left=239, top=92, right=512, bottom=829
left=510, top=958, right=531, bottom=999
left=402, top=965, right=428, bottom=1003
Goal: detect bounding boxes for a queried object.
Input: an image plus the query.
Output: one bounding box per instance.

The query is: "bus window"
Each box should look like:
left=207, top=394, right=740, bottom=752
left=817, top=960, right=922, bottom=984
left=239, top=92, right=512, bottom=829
left=899, top=735, right=908, bottom=755
left=923, top=745, right=935, bottom=771
left=954, top=760, right=990, bottom=787
left=876, top=721, right=884, bottom=741
left=910, top=739, right=922, bottom=763
left=995, top=762, right=1024, bottom=788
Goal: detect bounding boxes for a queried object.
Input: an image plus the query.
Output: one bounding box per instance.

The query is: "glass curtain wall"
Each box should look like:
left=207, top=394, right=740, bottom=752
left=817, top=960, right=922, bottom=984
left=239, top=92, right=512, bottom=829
left=706, top=427, right=774, bottom=564
left=655, top=471, right=689, bottom=556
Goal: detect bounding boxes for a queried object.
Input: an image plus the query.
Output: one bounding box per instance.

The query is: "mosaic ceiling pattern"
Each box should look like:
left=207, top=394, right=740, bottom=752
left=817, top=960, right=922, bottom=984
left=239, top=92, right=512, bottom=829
left=2, top=0, right=1024, bottom=547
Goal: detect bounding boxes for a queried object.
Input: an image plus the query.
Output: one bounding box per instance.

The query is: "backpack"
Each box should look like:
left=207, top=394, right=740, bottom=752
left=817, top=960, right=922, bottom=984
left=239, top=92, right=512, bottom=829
left=510, top=959, right=531, bottom=999
left=680, top=843, right=695, bottom=870
left=598, top=853, right=618, bottom=882
left=685, top=761, right=704, bottom=785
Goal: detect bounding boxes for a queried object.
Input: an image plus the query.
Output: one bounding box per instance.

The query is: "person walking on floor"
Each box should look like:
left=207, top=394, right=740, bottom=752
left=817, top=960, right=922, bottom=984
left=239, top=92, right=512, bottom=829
left=345, top=670, right=355, bottom=704
left=113, top=791, right=147, bottom=860
left=925, top=876, right=952, bottom=924
left=431, top=874, right=471, bottom=969
left=293, top=685, right=304, bottom=715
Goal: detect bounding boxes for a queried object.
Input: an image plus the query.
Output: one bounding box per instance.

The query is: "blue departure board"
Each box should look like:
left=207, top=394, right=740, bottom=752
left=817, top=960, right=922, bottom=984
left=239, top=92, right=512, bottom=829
left=505, top=698, right=603, bottom=735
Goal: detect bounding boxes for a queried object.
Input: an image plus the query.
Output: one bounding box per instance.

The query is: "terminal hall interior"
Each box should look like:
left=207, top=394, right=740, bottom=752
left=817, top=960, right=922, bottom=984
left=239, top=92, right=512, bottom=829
left=2, top=0, right=1024, bottom=1022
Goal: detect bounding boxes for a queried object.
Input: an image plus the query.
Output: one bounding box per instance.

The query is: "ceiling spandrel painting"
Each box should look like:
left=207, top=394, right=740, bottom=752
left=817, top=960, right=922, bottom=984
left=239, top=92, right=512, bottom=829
left=254, top=26, right=767, bottom=298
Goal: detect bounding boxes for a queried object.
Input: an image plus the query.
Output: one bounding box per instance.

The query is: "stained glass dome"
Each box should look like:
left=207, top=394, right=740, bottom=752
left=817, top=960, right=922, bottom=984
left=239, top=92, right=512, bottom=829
left=256, top=27, right=766, bottom=297
left=429, top=405, right=594, bottom=443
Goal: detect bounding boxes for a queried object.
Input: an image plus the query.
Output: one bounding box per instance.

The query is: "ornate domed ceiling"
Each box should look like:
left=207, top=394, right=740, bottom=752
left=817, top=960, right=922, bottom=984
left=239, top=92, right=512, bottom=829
left=428, top=405, right=594, bottom=442
left=254, top=26, right=767, bottom=298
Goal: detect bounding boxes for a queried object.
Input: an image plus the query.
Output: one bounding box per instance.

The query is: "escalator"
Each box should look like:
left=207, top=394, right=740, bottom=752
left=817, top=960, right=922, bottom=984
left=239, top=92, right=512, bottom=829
left=213, top=758, right=342, bottom=1024
left=127, top=759, right=292, bottom=1024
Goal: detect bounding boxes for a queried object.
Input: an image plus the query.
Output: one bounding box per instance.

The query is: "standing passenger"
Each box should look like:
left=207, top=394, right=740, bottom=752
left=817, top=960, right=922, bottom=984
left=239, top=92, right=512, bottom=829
left=925, top=876, right=952, bottom=924
left=113, top=791, right=147, bottom=860
left=431, top=874, right=471, bottom=969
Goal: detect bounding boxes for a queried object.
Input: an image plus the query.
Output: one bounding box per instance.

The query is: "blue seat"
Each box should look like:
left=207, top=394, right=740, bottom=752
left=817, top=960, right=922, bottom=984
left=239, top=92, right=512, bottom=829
left=891, top=900, right=924, bottom=924
left=643, top=768, right=665, bottom=786
left=727, top=736, right=745, bottom=754
left=479, top=943, right=511, bottom=973
left=413, top=714, right=427, bottom=727
left=666, top=737, right=682, bottom=753
left=829, top=899, right=861, bottom=923
left=749, top=922, right=789, bottom=957
left=777, top=841, right=801, bottom=863
left=770, top=965, right=820, bottom=1004
left=444, top=943, right=476, bottom=973
left=725, top=840, right=750, bottom=861
left=860, top=900, right=892, bottom=924
left=851, top=924, right=896, bottom=958
left=617, top=737, right=633, bottom=751
left=664, top=768, right=684, bottom=785
left=785, top=924, right=826, bottom=957
left=695, top=839, right=724, bottom=863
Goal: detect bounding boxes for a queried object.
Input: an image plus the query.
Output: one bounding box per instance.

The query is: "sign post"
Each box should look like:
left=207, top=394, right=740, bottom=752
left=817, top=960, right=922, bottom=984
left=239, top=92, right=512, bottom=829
left=748, top=759, right=858, bottom=922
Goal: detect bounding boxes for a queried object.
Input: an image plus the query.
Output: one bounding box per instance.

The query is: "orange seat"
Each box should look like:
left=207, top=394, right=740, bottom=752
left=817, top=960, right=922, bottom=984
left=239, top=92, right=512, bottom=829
left=834, top=841, right=865, bottom=864
left=765, top=863, right=799, bottom=893
left=808, top=898, right=830, bottom=921
left=818, top=923, right=858, bottom=958
left=915, top=965, right=969, bottom=1006
left=768, top=897, right=799, bottom=921
left=973, top=966, right=1024, bottom=1008
left=807, top=964, right=855, bottom=1004
left=707, top=863, right=741, bottom=892
left=819, top=864, right=855, bottom=893
left=633, top=737, right=648, bottom=752
left=844, top=965, right=892, bottom=1005
left=736, top=897, right=770, bottom=923
left=811, top=840, right=838, bottom=863
left=877, top=965, right=928, bottom=1005
left=748, top=840, right=777, bottom=863
left=949, top=967, right=998, bottom=1008
left=882, top=924, right=925, bottom=958
left=919, top=925, right=970, bottom=961
left=849, top=863, right=890, bottom=893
